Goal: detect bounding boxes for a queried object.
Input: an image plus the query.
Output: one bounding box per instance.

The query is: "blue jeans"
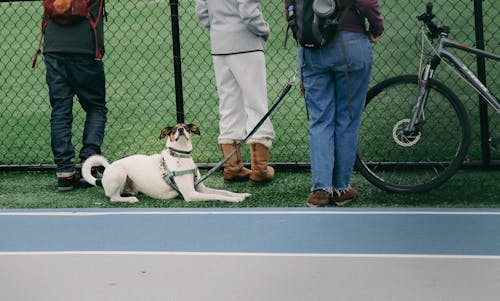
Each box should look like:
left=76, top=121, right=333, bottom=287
left=300, top=31, right=373, bottom=192
left=44, top=53, right=107, bottom=174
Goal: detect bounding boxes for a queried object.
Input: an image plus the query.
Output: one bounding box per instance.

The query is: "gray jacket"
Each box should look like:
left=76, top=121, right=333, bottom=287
left=195, top=0, right=269, bottom=55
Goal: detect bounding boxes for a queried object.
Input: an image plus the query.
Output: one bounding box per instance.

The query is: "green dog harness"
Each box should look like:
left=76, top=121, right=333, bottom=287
left=161, top=148, right=199, bottom=194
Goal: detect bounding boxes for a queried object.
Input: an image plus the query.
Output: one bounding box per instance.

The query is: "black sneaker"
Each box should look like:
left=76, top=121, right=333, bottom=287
left=57, top=173, right=76, bottom=192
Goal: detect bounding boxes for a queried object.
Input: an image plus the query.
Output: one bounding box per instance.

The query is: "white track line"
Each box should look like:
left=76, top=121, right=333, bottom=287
left=1, top=210, right=500, bottom=216
left=0, top=251, right=499, bottom=259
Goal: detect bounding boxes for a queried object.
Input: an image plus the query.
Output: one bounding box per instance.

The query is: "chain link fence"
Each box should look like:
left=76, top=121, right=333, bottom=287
left=0, top=0, right=498, bottom=169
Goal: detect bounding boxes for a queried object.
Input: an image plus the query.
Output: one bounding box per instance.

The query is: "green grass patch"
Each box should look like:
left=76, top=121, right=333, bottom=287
left=1, top=169, right=499, bottom=209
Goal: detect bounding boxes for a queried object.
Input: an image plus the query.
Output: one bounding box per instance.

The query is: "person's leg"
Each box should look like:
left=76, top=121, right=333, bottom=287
left=213, top=55, right=251, bottom=182
left=213, top=55, right=247, bottom=142
left=301, top=50, right=335, bottom=193
left=332, top=32, right=373, bottom=191
left=228, top=52, right=275, bottom=185
left=228, top=52, right=275, bottom=141
left=70, top=58, right=107, bottom=164
left=45, top=54, right=77, bottom=175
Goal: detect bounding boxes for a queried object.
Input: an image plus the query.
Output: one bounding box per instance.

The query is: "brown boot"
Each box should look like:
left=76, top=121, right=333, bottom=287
left=248, top=142, right=275, bottom=186
left=220, top=143, right=251, bottom=184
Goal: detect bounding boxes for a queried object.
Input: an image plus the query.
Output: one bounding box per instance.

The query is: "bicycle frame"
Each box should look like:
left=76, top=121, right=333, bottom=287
left=406, top=31, right=500, bottom=135
left=434, top=36, right=500, bottom=112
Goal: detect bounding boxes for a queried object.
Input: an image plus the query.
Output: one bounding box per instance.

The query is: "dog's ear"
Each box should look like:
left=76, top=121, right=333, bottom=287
left=187, top=124, right=200, bottom=135
left=159, top=126, right=174, bottom=140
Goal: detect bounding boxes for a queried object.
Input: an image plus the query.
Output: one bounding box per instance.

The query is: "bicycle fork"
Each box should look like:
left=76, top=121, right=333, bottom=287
left=404, top=57, right=441, bottom=140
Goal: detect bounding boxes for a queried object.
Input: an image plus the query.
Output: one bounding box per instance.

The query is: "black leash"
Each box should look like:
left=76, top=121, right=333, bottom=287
left=195, top=71, right=298, bottom=186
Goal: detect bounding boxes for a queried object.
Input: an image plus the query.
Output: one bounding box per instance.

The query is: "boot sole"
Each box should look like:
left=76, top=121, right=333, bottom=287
left=248, top=178, right=273, bottom=187
left=224, top=176, right=251, bottom=184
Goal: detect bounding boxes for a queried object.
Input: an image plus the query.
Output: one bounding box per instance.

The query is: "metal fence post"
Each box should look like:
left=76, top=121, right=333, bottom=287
left=169, top=0, right=185, bottom=124
left=473, top=0, right=491, bottom=167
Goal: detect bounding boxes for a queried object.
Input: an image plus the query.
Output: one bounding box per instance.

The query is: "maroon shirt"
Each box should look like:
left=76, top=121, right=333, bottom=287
left=340, top=0, right=384, bottom=37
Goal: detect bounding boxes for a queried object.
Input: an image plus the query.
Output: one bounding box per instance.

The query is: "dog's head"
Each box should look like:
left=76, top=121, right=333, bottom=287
left=159, top=123, right=200, bottom=152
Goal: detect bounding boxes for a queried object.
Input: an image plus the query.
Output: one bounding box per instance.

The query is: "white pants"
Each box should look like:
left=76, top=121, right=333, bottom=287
left=213, top=51, right=275, bottom=147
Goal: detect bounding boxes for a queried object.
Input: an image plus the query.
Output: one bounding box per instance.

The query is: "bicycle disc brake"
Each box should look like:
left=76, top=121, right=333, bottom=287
left=393, top=119, right=422, bottom=147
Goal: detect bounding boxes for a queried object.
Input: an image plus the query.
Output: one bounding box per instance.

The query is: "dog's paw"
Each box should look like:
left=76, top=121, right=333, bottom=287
left=233, top=196, right=246, bottom=203
left=111, top=196, right=139, bottom=203
left=125, top=197, right=140, bottom=203
left=235, top=194, right=251, bottom=202
left=221, top=195, right=246, bottom=203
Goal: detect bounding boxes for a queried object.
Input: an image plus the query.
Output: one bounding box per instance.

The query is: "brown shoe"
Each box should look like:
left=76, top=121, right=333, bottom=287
left=248, top=142, right=275, bottom=186
left=220, top=143, right=252, bottom=184
left=306, top=190, right=331, bottom=208
left=332, top=187, right=358, bottom=206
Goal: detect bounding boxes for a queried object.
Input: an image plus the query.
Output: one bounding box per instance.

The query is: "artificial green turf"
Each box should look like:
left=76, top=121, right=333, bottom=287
left=1, top=169, right=499, bottom=209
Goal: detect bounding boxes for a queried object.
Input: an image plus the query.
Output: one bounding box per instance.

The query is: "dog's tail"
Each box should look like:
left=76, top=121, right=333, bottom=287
left=81, top=155, right=110, bottom=187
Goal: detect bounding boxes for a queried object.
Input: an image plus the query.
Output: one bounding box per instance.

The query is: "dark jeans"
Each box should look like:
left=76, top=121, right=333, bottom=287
left=44, top=53, right=107, bottom=174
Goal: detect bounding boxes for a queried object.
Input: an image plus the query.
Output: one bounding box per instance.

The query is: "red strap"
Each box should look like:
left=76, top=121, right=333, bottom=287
left=32, top=15, right=50, bottom=68
left=87, top=0, right=104, bottom=60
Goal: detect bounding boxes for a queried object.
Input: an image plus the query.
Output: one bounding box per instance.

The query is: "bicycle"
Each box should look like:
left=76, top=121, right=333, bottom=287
left=355, top=3, right=500, bottom=193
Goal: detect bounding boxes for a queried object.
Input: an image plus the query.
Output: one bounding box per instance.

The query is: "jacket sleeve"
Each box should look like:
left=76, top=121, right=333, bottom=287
left=195, top=0, right=210, bottom=30
left=283, top=0, right=293, bottom=20
left=356, top=0, right=384, bottom=37
left=236, top=0, right=270, bottom=40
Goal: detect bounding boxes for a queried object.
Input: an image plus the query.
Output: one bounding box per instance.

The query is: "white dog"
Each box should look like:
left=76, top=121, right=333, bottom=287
left=81, top=123, right=251, bottom=203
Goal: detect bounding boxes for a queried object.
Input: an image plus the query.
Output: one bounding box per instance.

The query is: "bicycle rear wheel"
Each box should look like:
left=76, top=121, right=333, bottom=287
left=355, top=75, right=471, bottom=193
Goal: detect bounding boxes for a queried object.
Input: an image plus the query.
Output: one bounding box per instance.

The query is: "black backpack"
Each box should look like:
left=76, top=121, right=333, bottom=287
left=285, top=0, right=354, bottom=49
left=32, top=0, right=106, bottom=68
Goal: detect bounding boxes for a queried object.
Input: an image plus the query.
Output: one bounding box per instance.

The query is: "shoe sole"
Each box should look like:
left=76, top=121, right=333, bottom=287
left=57, top=186, right=74, bottom=192
left=306, top=202, right=329, bottom=208
left=248, top=178, right=273, bottom=187
left=335, top=197, right=356, bottom=206
left=224, top=176, right=250, bottom=184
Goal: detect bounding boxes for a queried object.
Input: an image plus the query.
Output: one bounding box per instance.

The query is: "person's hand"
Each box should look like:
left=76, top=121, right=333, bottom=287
left=368, top=33, right=381, bottom=44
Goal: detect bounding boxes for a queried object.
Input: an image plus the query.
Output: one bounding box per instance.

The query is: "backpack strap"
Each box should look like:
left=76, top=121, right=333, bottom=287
left=283, top=0, right=296, bottom=48
left=32, top=13, right=50, bottom=68
left=87, top=0, right=105, bottom=60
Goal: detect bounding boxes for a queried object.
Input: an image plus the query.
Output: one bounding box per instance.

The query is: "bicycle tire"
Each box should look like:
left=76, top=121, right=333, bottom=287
left=355, top=75, right=471, bottom=193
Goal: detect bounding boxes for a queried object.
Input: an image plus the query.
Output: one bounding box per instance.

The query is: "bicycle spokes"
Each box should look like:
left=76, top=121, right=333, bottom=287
left=356, top=75, right=471, bottom=193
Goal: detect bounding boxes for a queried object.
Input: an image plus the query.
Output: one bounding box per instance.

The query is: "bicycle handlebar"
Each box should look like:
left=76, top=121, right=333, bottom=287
left=417, top=3, right=450, bottom=39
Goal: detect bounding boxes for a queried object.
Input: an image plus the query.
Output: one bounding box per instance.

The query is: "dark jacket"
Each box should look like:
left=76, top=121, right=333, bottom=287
left=43, top=0, right=105, bottom=57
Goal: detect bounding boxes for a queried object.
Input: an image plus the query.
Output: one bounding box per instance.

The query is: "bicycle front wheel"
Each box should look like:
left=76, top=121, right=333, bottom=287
left=356, top=75, right=471, bottom=193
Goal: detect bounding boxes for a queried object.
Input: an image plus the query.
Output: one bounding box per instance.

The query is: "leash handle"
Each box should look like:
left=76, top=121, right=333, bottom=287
left=195, top=71, right=297, bottom=186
